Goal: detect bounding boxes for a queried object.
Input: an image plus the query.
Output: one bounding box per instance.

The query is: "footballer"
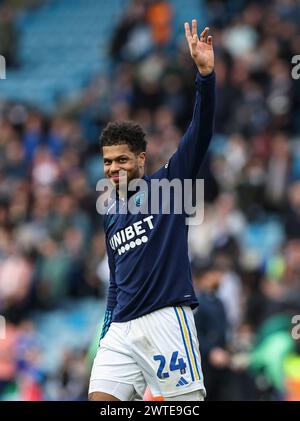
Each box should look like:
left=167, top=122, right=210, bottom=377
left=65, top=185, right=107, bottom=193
left=89, top=19, right=215, bottom=401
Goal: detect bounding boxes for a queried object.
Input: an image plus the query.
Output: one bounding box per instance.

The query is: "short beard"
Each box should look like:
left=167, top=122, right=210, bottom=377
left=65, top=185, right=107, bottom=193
left=115, top=166, right=141, bottom=191
left=128, top=167, right=141, bottom=184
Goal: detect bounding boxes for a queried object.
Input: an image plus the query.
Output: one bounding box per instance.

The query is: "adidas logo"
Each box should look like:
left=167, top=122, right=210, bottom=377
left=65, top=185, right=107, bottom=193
left=176, top=377, right=189, bottom=387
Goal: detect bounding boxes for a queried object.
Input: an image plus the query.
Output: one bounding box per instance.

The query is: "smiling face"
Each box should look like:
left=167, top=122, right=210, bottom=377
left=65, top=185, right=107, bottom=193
left=103, top=144, right=146, bottom=188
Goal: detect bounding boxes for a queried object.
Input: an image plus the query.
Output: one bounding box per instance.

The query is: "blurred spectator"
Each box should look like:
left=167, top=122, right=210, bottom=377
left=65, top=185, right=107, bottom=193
left=193, top=261, right=232, bottom=400
left=50, top=349, right=88, bottom=401
left=0, top=5, right=18, bottom=68
left=35, top=237, right=71, bottom=309
left=0, top=320, right=44, bottom=400
left=146, top=0, right=173, bottom=47
left=110, top=0, right=152, bottom=62
left=0, top=245, right=34, bottom=322
left=285, top=182, right=300, bottom=239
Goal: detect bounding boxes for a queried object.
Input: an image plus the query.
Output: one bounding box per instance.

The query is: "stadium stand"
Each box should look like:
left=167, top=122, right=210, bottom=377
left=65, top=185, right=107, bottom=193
left=0, top=0, right=300, bottom=401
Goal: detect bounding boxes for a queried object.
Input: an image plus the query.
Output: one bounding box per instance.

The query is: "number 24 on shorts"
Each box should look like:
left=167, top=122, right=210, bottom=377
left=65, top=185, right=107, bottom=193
left=153, top=351, right=187, bottom=379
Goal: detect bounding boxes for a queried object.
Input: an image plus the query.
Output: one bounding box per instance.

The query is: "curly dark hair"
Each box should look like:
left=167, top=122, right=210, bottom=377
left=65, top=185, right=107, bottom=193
left=100, top=121, right=147, bottom=154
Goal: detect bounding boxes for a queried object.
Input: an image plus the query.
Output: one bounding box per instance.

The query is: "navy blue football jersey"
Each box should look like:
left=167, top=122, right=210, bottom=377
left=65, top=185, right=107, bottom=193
left=104, top=71, right=216, bottom=323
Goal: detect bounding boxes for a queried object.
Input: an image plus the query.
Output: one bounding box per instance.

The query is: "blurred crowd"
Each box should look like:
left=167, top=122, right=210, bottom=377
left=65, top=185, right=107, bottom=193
left=0, top=0, right=300, bottom=400
left=0, top=0, right=46, bottom=67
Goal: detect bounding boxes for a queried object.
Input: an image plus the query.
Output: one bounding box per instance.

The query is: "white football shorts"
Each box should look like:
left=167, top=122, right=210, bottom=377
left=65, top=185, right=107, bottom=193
left=89, top=305, right=206, bottom=400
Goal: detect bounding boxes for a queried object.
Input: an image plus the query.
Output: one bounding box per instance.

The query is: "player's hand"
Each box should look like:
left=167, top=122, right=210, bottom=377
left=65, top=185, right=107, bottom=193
left=208, top=348, right=230, bottom=368
left=184, top=19, right=214, bottom=77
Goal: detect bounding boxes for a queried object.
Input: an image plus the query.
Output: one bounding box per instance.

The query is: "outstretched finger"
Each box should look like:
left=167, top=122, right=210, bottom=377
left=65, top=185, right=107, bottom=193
left=191, top=34, right=198, bottom=56
left=184, top=22, right=192, bottom=42
left=200, top=27, right=210, bottom=42
left=192, top=19, right=198, bottom=37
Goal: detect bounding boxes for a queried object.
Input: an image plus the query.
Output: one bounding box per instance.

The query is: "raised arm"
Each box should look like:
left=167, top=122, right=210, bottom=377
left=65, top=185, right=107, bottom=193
left=152, top=20, right=215, bottom=182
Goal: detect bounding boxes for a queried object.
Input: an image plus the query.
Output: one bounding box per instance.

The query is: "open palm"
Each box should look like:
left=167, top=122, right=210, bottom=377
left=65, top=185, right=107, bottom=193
left=185, top=19, right=214, bottom=76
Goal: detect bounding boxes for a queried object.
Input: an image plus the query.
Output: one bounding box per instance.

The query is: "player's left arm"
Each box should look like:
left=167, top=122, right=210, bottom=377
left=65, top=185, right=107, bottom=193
left=157, top=20, right=215, bottom=182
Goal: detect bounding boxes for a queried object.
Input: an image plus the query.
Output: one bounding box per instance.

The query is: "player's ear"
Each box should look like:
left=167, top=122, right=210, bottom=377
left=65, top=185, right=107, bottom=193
left=138, top=152, right=146, bottom=169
